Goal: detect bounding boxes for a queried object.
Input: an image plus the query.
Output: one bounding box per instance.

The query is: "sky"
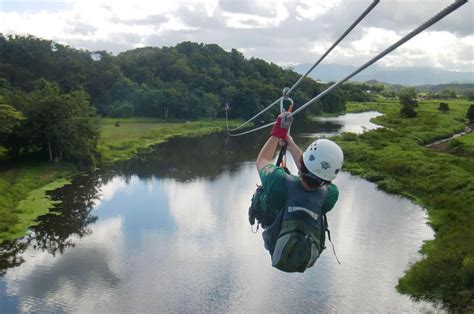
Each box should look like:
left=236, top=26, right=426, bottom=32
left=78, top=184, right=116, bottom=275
left=0, top=0, right=473, bottom=72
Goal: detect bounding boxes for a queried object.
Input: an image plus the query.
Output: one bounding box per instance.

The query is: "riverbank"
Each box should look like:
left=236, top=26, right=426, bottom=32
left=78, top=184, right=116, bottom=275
left=336, top=98, right=474, bottom=311
left=0, top=118, right=239, bottom=243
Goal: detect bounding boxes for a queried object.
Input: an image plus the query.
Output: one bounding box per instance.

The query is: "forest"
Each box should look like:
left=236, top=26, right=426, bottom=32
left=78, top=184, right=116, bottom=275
left=0, top=34, right=386, bottom=167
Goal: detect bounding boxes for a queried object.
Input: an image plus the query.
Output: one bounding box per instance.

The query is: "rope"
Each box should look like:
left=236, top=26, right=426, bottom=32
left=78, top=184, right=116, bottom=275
left=324, top=214, right=341, bottom=265
left=226, top=0, right=380, bottom=134
left=229, top=0, right=468, bottom=137
left=328, top=236, right=341, bottom=265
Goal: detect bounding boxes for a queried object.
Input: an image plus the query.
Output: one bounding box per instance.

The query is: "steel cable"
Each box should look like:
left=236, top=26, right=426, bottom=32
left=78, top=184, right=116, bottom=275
left=228, top=0, right=468, bottom=137
left=225, top=0, right=380, bottom=134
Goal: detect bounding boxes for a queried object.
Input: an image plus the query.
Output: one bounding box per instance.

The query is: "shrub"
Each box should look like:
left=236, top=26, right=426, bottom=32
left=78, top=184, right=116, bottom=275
left=467, top=104, right=474, bottom=123
left=400, top=106, right=417, bottom=118
left=438, top=102, right=449, bottom=112
left=399, top=88, right=418, bottom=118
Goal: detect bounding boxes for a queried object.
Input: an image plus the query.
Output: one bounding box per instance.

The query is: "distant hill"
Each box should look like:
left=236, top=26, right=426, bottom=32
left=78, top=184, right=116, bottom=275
left=415, top=83, right=474, bottom=94
left=292, top=63, right=474, bottom=86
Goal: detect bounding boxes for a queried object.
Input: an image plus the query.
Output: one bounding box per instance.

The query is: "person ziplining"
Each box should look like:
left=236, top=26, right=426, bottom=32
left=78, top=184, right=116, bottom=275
left=231, top=0, right=468, bottom=273
left=249, top=111, right=343, bottom=272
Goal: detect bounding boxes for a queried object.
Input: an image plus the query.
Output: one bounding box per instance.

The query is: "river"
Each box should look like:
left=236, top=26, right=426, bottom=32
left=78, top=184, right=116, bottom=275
left=0, top=112, right=440, bottom=313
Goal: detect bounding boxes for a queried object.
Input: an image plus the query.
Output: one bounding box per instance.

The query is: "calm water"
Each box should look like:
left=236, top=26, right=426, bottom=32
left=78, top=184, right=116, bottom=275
left=0, top=112, right=440, bottom=313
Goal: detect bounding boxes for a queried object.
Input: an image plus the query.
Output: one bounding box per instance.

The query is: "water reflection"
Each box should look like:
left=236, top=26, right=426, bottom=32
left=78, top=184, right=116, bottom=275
left=112, top=132, right=266, bottom=182
left=0, top=112, right=440, bottom=312
left=0, top=173, right=101, bottom=277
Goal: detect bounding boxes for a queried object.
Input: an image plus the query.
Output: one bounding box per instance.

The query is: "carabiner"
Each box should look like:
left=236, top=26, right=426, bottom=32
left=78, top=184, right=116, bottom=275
left=280, top=87, right=294, bottom=113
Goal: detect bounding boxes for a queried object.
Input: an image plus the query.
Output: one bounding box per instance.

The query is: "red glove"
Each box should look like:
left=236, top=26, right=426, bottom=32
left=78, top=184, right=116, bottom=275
left=271, top=112, right=293, bottom=139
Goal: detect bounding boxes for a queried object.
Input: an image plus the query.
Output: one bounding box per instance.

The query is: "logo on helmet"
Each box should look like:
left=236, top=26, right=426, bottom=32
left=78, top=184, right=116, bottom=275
left=321, top=161, right=330, bottom=170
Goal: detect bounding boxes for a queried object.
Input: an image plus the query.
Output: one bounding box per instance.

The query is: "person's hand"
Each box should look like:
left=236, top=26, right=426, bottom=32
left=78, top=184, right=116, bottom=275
left=270, top=111, right=293, bottom=139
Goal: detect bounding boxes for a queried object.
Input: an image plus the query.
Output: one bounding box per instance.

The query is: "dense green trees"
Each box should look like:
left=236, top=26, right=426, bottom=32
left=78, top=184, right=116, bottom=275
left=0, top=98, right=25, bottom=141
left=0, top=35, right=377, bottom=123
left=0, top=34, right=385, bottom=167
left=1, top=80, right=100, bottom=167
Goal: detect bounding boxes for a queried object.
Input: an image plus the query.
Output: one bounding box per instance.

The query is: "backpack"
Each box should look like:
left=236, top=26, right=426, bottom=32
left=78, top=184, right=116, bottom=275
left=263, top=176, right=328, bottom=273
left=248, top=185, right=277, bottom=229
left=248, top=167, right=292, bottom=229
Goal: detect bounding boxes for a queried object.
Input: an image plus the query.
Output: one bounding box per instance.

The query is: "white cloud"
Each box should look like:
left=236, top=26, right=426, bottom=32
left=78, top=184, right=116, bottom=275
left=387, top=31, right=474, bottom=70
left=295, top=0, right=342, bottom=21
left=0, top=0, right=472, bottom=71
left=221, top=1, right=289, bottom=29
left=163, top=178, right=217, bottom=233
left=350, top=27, right=401, bottom=56
left=93, top=176, right=131, bottom=209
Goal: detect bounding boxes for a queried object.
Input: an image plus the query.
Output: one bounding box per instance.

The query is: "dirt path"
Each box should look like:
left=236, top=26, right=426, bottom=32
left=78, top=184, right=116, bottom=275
left=427, top=123, right=472, bottom=153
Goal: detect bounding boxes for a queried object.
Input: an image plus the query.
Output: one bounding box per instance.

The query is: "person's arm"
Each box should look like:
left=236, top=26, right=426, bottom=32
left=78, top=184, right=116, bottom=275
left=322, top=183, right=339, bottom=214
left=256, top=136, right=280, bottom=172
left=285, top=135, right=303, bottom=170
left=257, top=112, right=293, bottom=172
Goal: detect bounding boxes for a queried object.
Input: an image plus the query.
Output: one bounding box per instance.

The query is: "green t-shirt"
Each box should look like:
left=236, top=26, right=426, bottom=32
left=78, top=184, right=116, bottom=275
left=258, top=164, right=339, bottom=216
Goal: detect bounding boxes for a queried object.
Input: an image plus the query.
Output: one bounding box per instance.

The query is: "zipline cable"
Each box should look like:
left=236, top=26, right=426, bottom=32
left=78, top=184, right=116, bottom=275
left=285, top=0, right=380, bottom=97
left=228, top=0, right=468, bottom=137
left=225, top=0, right=380, bottom=134
left=225, top=98, right=282, bottom=135
left=292, top=0, right=467, bottom=116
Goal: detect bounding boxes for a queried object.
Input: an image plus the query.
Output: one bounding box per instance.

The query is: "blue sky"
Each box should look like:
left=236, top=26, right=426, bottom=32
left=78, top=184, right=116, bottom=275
left=0, top=1, right=72, bottom=13
left=1, top=0, right=473, bottom=71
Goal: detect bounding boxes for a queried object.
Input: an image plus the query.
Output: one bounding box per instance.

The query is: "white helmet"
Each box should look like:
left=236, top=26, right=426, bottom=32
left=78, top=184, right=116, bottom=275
left=302, top=139, right=344, bottom=181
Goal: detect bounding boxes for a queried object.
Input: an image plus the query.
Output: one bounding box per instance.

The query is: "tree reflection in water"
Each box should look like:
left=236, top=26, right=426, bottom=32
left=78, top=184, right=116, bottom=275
left=112, top=132, right=265, bottom=182
left=0, top=172, right=102, bottom=275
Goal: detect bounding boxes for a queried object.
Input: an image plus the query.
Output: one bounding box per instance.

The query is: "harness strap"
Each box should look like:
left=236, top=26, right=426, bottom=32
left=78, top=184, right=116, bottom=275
left=275, top=143, right=287, bottom=167
left=324, top=214, right=341, bottom=265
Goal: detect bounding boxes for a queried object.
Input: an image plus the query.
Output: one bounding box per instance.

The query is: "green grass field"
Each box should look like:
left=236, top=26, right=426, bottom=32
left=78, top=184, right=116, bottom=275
left=99, top=118, right=239, bottom=163
left=340, top=98, right=474, bottom=310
